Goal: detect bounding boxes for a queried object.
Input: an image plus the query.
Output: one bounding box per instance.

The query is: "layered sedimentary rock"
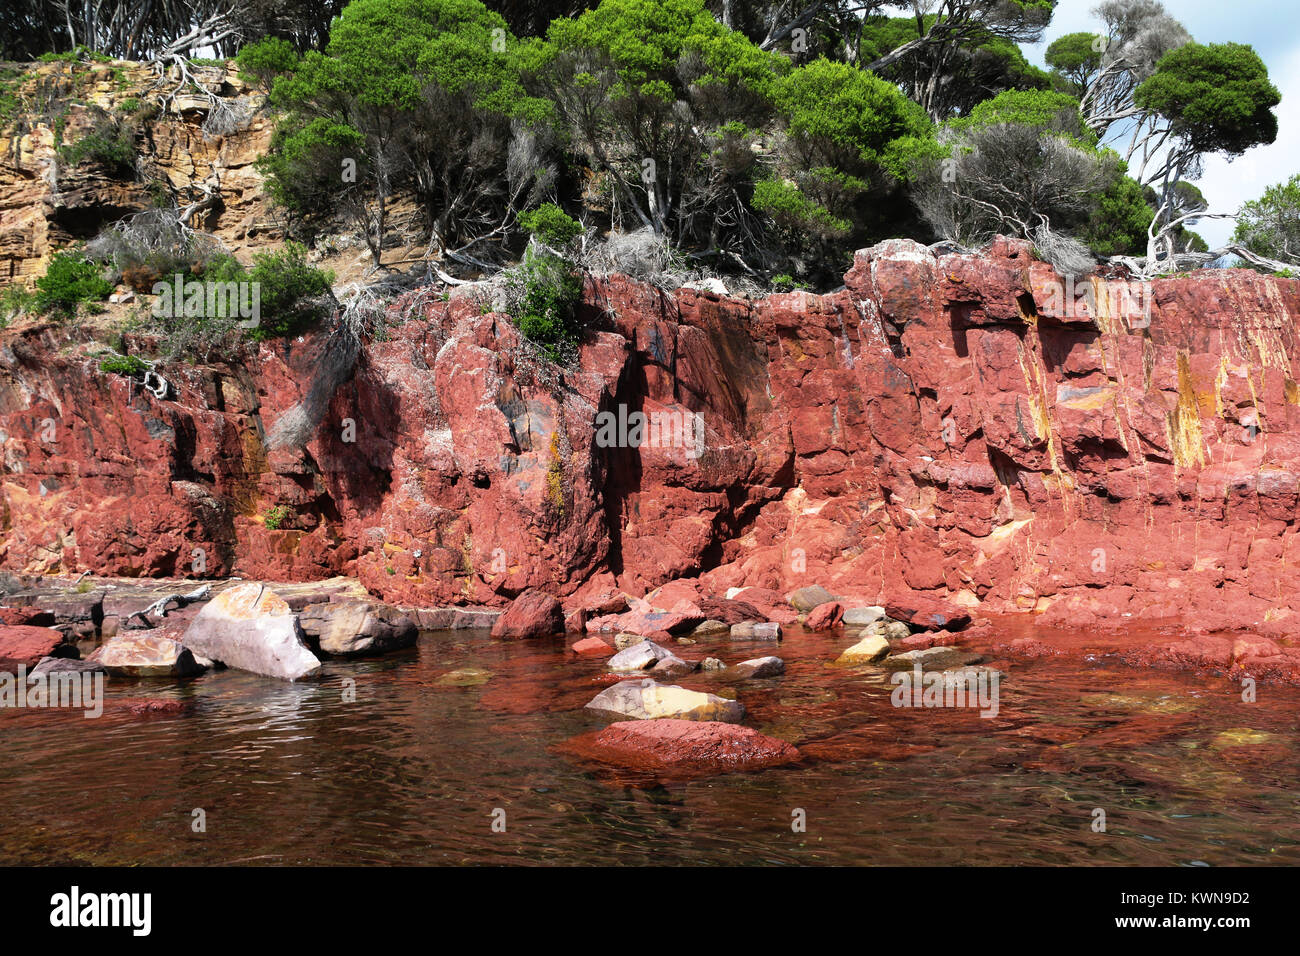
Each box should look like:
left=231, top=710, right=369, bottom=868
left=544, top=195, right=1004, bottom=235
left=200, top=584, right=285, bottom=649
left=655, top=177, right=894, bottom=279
left=2, top=236, right=1300, bottom=638
left=0, top=60, right=274, bottom=284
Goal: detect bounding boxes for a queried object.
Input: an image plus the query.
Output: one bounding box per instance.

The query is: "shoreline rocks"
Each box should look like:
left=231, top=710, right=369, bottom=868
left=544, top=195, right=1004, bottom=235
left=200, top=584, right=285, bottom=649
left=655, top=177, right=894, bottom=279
left=729, top=656, right=785, bottom=679
left=182, top=583, right=321, bottom=682
left=835, top=634, right=891, bottom=665
left=730, top=621, right=782, bottom=641
left=0, top=625, right=76, bottom=671
left=88, top=633, right=205, bottom=678
left=490, top=589, right=565, bottom=640
left=299, top=601, right=417, bottom=657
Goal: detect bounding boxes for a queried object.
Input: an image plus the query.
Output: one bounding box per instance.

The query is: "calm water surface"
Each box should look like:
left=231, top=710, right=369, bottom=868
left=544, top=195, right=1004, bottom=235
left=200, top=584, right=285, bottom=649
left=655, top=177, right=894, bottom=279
left=2, top=623, right=1297, bottom=865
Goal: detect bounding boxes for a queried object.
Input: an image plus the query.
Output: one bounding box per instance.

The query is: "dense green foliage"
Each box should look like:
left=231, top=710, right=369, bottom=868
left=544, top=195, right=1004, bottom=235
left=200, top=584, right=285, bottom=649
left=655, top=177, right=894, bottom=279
left=511, top=248, right=584, bottom=362
left=35, top=251, right=114, bottom=316
left=1135, top=43, right=1280, bottom=156
left=1235, top=174, right=1300, bottom=261
left=8, top=0, right=1292, bottom=355
left=247, top=242, right=336, bottom=340
left=518, top=203, right=584, bottom=247
left=99, top=354, right=149, bottom=377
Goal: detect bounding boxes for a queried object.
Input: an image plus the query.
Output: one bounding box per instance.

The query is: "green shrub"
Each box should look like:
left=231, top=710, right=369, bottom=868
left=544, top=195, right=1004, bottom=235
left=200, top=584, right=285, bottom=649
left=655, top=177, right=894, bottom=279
left=0, top=284, right=37, bottom=326
left=753, top=178, right=851, bottom=240
left=38, top=47, right=113, bottom=64
left=247, top=242, right=334, bottom=340
left=519, top=204, right=584, bottom=247
left=263, top=505, right=293, bottom=530
left=770, top=273, right=809, bottom=292
left=99, top=354, right=148, bottom=377
left=235, top=38, right=300, bottom=91
left=60, top=110, right=135, bottom=173
left=35, top=251, right=113, bottom=316
left=512, top=248, right=584, bottom=363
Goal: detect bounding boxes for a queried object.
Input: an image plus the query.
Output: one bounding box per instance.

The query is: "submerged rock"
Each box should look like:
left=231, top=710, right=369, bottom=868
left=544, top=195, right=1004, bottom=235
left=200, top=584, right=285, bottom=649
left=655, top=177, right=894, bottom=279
left=730, top=656, right=785, bottom=679
left=884, top=646, right=983, bottom=671
left=564, top=718, right=799, bottom=776
left=608, top=639, right=674, bottom=672
left=88, top=633, right=205, bottom=678
left=649, top=654, right=698, bottom=679
left=434, top=666, right=492, bottom=687
left=730, top=621, right=782, bottom=641
left=490, top=589, right=564, bottom=639
left=570, top=636, right=613, bottom=656
left=182, top=583, right=320, bottom=681
left=585, top=679, right=745, bottom=722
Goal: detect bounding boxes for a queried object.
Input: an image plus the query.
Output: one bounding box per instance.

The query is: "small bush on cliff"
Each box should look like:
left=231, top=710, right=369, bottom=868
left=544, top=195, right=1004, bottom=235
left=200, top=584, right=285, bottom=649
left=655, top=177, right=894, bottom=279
left=1235, top=173, right=1300, bottom=263
left=518, top=203, right=583, bottom=249
left=59, top=108, right=136, bottom=175
left=98, top=354, right=148, bottom=377
left=35, top=251, right=113, bottom=317
left=509, top=247, right=583, bottom=363
left=246, top=242, right=335, bottom=340
left=263, top=505, right=293, bottom=530
left=235, top=36, right=300, bottom=92
left=0, top=285, right=36, bottom=326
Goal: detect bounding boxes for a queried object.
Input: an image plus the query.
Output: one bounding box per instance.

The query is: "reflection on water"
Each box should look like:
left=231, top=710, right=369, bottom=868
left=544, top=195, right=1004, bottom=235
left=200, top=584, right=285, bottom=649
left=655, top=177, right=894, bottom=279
left=2, top=623, right=1298, bottom=866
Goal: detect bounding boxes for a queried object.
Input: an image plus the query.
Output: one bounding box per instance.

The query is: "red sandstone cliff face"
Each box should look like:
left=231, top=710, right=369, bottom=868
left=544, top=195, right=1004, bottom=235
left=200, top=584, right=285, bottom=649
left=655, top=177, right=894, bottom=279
left=3, top=237, right=1299, bottom=636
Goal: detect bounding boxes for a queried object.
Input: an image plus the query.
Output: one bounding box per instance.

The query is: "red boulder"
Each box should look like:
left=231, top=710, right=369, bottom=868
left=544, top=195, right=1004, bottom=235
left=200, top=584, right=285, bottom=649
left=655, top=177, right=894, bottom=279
left=0, top=625, right=72, bottom=671
left=804, top=601, right=844, bottom=630
left=489, top=589, right=564, bottom=640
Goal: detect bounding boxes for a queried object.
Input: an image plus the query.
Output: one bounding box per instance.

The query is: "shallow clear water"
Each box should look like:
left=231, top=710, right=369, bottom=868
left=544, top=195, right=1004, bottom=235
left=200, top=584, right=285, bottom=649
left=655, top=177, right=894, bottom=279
left=2, top=623, right=1298, bottom=866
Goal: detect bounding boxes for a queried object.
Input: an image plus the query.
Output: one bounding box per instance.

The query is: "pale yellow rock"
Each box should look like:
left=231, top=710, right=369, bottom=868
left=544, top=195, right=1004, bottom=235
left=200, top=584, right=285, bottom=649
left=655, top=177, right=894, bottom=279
left=835, top=633, right=891, bottom=665
left=585, top=679, right=745, bottom=722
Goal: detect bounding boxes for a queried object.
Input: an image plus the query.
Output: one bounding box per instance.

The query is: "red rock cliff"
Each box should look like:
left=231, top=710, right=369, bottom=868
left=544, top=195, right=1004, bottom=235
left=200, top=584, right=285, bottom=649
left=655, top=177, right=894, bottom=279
left=3, top=236, right=1299, bottom=635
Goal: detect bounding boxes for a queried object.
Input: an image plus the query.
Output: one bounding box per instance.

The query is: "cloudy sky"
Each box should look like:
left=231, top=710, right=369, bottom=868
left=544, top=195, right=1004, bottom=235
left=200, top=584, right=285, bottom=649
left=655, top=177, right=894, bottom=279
left=1023, top=0, right=1299, bottom=247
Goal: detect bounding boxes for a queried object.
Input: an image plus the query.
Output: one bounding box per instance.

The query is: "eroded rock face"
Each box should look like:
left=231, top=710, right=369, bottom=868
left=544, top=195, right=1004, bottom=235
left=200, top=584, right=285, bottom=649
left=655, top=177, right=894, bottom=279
left=5, top=237, right=1300, bottom=646
left=181, top=583, right=320, bottom=681
left=0, top=61, right=273, bottom=285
